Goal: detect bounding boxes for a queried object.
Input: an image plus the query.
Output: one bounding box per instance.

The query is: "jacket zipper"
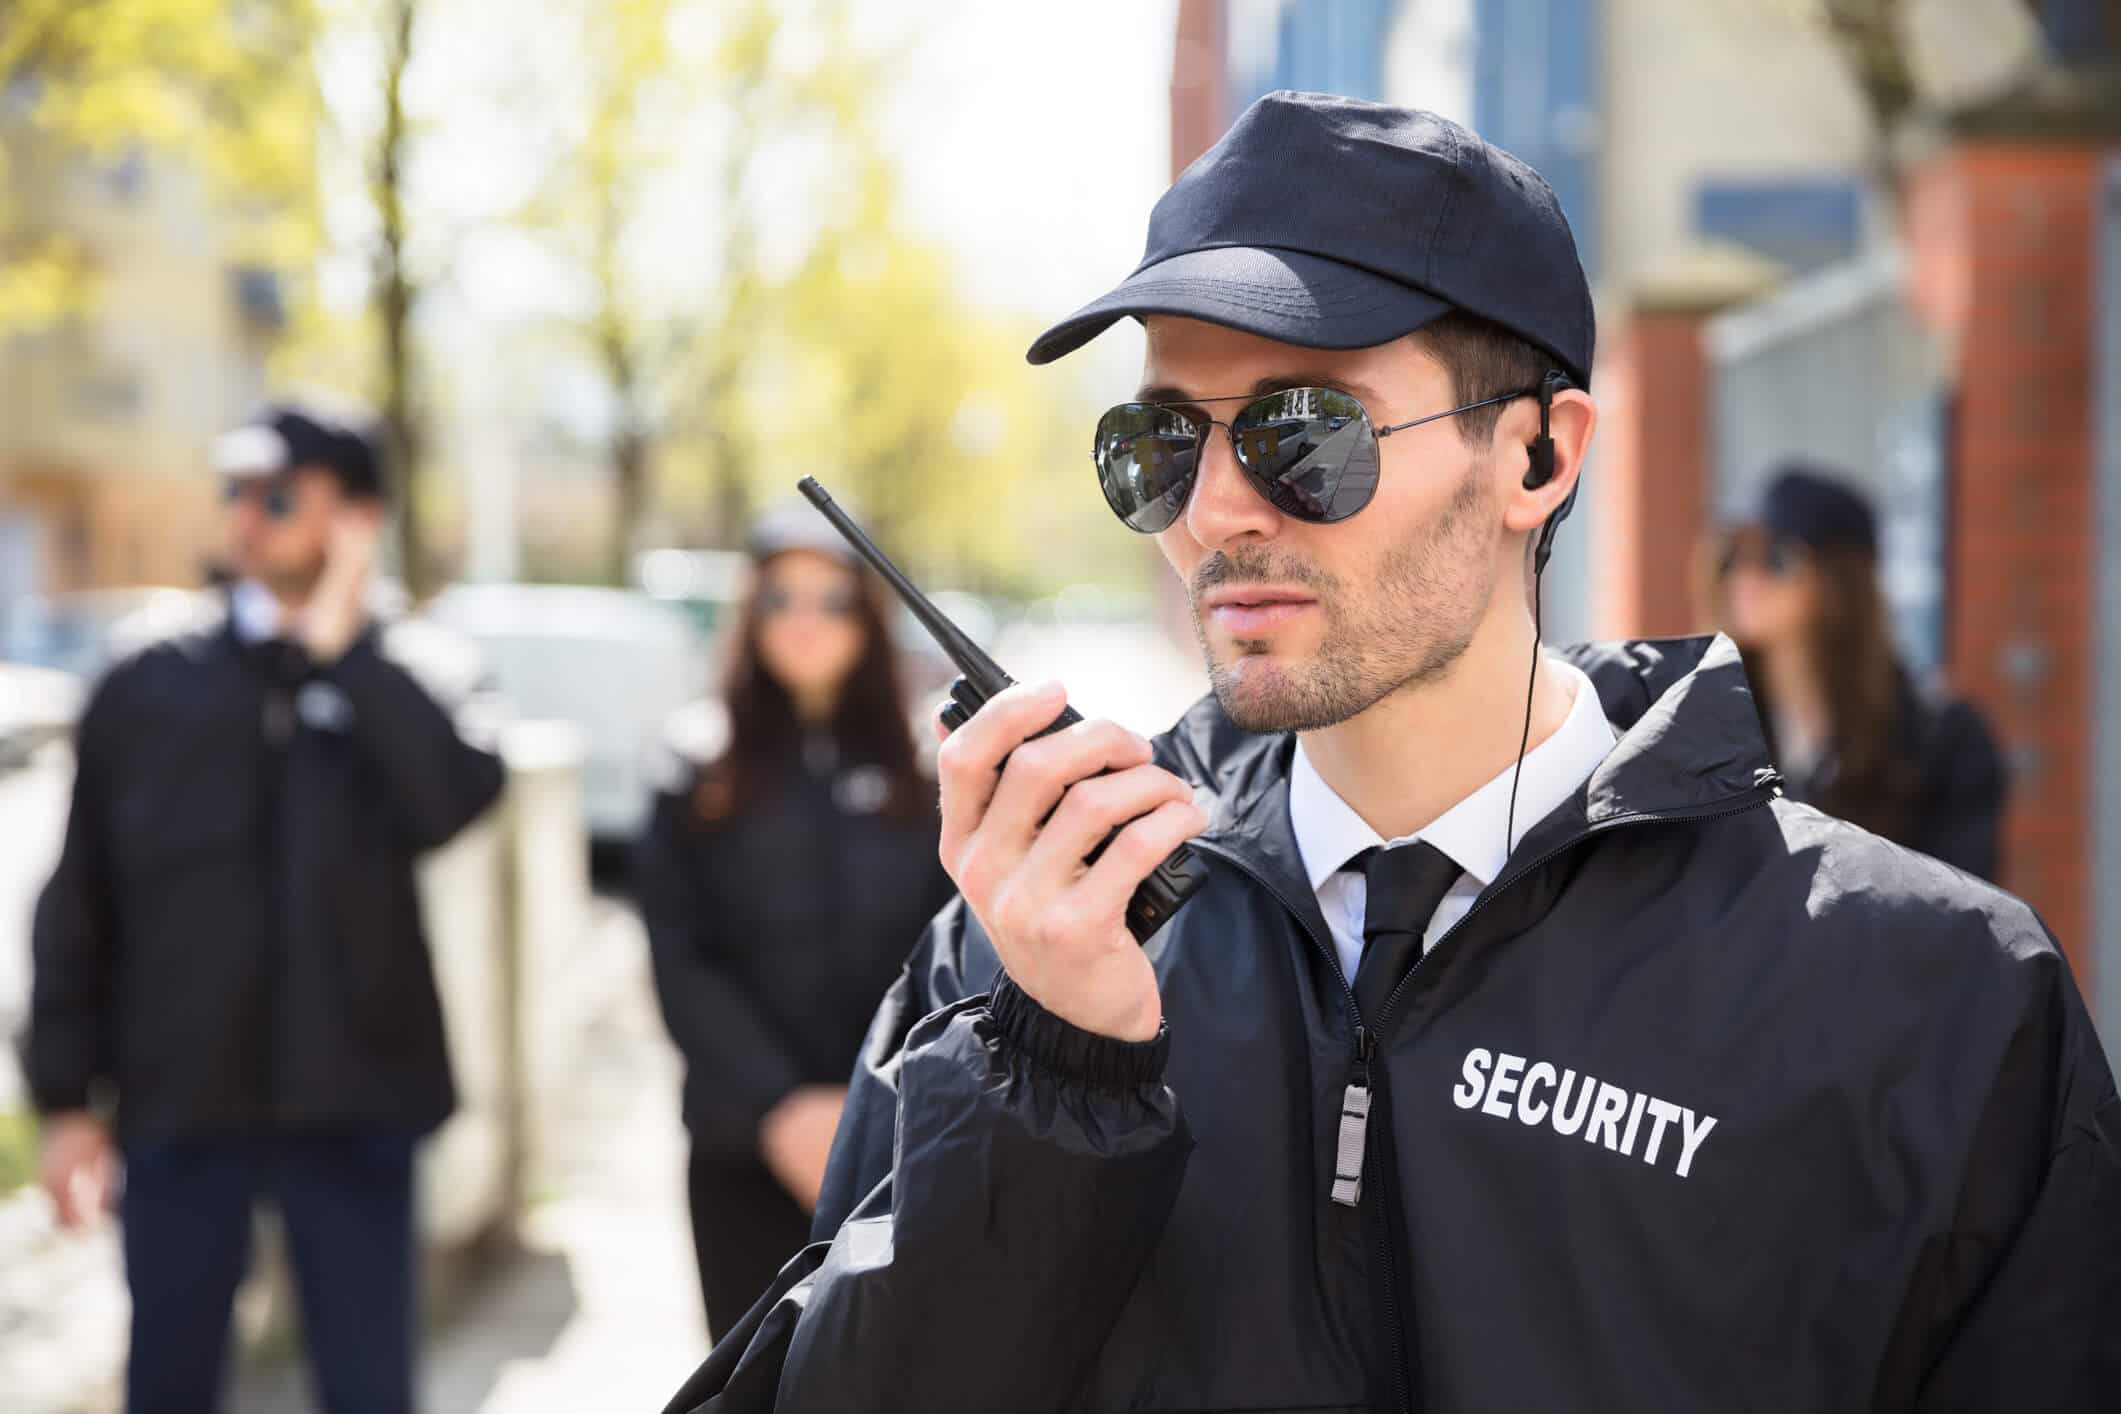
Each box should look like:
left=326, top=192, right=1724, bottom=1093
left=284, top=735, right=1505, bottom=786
left=1187, top=836, right=1410, bottom=1411
left=1190, top=779, right=1779, bottom=1414
left=1186, top=837, right=1370, bottom=1191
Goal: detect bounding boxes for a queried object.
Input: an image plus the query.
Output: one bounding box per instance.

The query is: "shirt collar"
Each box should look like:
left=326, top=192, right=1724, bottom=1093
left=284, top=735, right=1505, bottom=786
left=1288, top=659, right=1620, bottom=893
left=229, top=580, right=286, bottom=644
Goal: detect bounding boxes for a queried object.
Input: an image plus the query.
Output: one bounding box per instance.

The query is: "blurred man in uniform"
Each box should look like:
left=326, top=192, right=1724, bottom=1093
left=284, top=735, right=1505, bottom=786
left=24, top=403, right=505, bottom=1414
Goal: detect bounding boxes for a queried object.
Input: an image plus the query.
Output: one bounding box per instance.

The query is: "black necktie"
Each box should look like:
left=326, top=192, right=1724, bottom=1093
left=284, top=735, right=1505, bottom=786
left=1353, top=841, right=1461, bottom=1022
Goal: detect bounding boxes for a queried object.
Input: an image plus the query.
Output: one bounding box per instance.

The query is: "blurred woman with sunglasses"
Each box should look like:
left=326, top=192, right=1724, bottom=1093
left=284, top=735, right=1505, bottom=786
left=1715, top=463, right=2006, bottom=881
left=634, top=505, right=954, bottom=1337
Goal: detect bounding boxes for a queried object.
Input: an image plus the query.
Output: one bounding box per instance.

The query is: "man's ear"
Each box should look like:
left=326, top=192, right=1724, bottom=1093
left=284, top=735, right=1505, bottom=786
left=1502, top=388, right=1594, bottom=538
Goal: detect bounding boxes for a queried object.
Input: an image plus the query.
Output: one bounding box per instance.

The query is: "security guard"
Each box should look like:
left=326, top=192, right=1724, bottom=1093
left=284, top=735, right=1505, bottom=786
left=663, top=94, right=2118, bottom=1414
left=25, top=404, right=505, bottom=1414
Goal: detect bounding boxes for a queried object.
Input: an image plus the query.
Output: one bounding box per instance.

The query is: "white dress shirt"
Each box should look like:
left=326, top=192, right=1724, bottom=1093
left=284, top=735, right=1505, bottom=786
left=1289, top=660, right=1619, bottom=983
left=229, top=579, right=287, bottom=644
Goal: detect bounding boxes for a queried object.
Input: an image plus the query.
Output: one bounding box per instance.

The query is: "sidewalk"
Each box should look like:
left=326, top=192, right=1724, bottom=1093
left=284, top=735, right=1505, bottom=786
left=235, top=901, right=708, bottom=1413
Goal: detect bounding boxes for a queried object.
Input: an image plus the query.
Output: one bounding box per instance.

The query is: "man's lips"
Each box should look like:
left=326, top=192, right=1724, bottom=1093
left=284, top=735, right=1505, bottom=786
left=1201, top=585, right=1318, bottom=635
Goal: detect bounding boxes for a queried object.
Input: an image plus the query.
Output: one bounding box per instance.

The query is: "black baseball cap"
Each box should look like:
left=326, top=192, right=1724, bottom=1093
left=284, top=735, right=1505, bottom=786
left=1729, top=463, right=1879, bottom=557
left=1028, top=91, right=1596, bottom=387
left=211, top=403, right=388, bottom=503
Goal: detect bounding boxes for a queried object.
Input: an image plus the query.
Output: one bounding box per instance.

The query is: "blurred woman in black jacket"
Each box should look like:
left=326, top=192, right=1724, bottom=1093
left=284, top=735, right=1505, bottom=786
left=1715, top=463, right=2008, bottom=882
left=635, top=508, right=954, bottom=1336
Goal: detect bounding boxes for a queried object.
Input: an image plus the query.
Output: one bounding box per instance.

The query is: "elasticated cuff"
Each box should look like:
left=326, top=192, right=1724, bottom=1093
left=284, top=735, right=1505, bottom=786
left=987, top=973, right=1170, bottom=1091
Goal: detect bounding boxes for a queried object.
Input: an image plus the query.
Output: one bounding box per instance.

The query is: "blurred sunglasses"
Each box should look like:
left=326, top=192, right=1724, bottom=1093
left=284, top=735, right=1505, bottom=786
left=222, top=476, right=296, bottom=520
left=1092, top=384, right=1542, bottom=533
left=758, top=584, right=860, bottom=619
left=1716, top=535, right=1800, bottom=578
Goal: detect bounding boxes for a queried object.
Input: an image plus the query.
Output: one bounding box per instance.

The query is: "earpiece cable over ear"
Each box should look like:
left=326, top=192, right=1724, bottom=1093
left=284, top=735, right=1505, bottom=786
left=1506, top=370, right=1571, bottom=861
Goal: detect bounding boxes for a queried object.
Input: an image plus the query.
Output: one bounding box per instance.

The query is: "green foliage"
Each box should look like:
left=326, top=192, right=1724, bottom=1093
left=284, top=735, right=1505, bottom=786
left=753, top=161, right=1128, bottom=596
left=0, top=1107, right=36, bottom=1196
left=8, top=0, right=1142, bottom=598
left=0, top=0, right=322, bottom=332
left=528, top=0, right=1125, bottom=594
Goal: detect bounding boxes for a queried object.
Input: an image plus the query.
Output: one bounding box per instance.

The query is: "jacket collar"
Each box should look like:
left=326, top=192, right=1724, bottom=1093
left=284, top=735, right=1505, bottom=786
left=1154, top=634, right=1777, bottom=920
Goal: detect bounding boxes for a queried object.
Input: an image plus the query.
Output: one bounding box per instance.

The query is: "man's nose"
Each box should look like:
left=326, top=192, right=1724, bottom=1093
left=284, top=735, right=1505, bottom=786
left=1182, top=423, right=1280, bottom=550
left=225, top=496, right=270, bottom=538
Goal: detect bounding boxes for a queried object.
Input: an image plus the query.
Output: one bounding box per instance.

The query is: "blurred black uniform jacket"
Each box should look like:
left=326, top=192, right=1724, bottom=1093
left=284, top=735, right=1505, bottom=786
left=23, top=619, right=505, bottom=1140
left=634, top=751, right=954, bottom=1161
left=1774, top=669, right=2008, bottom=884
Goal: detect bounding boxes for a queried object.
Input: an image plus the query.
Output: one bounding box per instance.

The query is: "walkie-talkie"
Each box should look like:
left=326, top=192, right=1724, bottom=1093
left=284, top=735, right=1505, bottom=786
left=797, top=476, right=1210, bottom=943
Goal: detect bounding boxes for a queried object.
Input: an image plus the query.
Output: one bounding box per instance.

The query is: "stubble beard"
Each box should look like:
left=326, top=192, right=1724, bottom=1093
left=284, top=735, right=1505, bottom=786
left=1189, top=464, right=1496, bottom=733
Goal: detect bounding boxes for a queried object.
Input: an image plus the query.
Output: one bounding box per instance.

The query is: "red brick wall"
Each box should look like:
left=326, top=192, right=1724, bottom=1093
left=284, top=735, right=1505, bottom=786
left=1911, top=144, right=2103, bottom=974
left=1592, top=309, right=1719, bottom=639
left=1169, top=0, right=1227, bottom=179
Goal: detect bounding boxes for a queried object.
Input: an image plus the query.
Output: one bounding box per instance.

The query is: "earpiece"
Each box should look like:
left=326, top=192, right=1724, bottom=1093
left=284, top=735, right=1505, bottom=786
left=1526, top=370, right=1574, bottom=575
left=1521, top=369, right=1571, bottom=491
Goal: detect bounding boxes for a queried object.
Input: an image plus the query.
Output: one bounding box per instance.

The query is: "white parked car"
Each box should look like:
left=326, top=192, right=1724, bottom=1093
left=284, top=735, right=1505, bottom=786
left=0, top=663, right=85, bottom=773
left=426, top=584, right=706, bottom=843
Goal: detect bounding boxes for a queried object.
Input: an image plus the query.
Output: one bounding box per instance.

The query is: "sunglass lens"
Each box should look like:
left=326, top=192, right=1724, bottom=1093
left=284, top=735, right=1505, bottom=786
left=1718, top=534, right=1797, bottom=577
left=222, top=478, right=296, bottom=518
left=1229, top=389, right=1378, bottom=523
left=1094, top=404, right=1202, bottom=533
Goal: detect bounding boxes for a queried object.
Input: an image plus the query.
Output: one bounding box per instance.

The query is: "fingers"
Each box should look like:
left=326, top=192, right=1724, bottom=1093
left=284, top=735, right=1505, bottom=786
left=46, top=1173, right=78, bottom=1230
left=1075, top=797, right=1210, bottom=921
left=947, top=718, right=1153, bottom=910
left=1018, top=761, right=1196, bottom=879
left=935, top=680, right=1068, bottom=852
left=44, top=1156, right=91, bottom=1230
left=980, top=717, right=1154, bottom=851
left=335, top=503, right=386, bottom=542
left=319, top=511, right=379, bottom=592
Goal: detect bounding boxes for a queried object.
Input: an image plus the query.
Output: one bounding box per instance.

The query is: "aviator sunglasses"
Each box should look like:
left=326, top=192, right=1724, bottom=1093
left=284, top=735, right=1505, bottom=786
left=221, top=476, right=297, bottom=520
left=757, top=583, right=860, bottom=619
left=1093, top=383, right=1543, bottom=533
left=1715, top=533, right=1801, bottom=578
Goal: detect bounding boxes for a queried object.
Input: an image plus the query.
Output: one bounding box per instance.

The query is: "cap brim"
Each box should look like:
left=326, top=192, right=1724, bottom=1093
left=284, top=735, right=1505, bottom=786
left=1026, top=246, right=1452, bottom=365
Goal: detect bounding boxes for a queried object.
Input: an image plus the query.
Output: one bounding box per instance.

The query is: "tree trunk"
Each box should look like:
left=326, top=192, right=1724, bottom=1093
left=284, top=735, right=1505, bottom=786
left=609, top=421, right=648, bottom=587
left=378, top=0, right=423, bottom=595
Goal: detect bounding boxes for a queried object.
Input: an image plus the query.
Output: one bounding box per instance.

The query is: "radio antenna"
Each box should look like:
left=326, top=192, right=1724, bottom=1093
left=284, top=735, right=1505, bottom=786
left=796, top=477, right=1009, bottom=690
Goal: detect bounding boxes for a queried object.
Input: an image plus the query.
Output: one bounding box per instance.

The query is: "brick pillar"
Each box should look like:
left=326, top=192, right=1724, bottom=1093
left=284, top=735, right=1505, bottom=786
left=1169, top=0, right=1227, bottom=178
left=1907, top=135, right=2110, bottom=974
left=1593, top=261, right=1778, bottom=639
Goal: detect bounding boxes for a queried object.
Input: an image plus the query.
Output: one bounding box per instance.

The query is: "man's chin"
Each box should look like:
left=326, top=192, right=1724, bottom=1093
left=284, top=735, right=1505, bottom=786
left=1206, top=654, right=1320, bottom=733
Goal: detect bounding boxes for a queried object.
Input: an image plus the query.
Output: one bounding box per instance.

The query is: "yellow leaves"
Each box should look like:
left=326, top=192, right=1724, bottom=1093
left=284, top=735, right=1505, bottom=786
left=0, top=0, right=322, bottom=333
left=0, top=235, right=95, bottom=333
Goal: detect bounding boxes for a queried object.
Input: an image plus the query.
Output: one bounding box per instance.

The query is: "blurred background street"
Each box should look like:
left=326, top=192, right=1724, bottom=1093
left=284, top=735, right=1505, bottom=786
left=3, top=0, right=2119, bottom=1409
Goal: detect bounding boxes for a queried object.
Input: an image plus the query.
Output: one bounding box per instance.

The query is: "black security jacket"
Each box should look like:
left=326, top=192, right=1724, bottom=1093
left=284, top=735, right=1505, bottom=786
left=663, top=635, right=2121, bottom=1414
left=23, top=617, right=505, bottom=1142
left=634, top=753, right=956, bottom=1159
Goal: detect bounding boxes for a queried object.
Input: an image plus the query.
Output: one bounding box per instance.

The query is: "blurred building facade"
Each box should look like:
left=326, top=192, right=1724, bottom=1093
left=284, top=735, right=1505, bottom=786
left=1170, top=0, right=2121, bottom=1047
left=0, top=118, right=278, bottom=606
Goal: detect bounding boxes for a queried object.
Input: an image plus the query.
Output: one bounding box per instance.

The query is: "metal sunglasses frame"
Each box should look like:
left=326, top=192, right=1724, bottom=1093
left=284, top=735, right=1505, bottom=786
left=1092, top=384, right=1546, bottom=529
left=1112, top=384, right=1542, bottom=443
